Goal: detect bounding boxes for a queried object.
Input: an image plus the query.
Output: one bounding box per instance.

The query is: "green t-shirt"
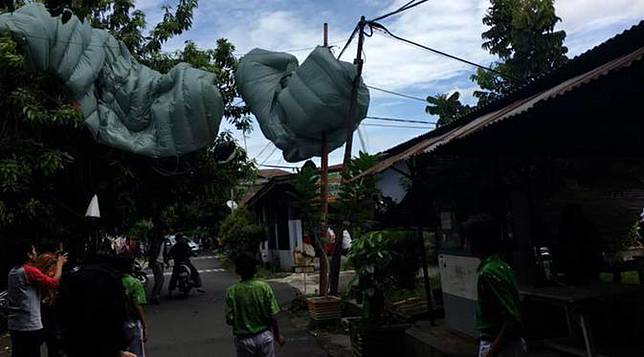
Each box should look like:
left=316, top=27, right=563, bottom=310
left=122, top=274, right=146, bottom=320
left=225, top=279, right=280, bottom=336
left=475, top=255, right=522, bottom=337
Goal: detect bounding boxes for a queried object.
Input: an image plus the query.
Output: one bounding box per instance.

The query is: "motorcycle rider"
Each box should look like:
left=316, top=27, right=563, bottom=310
left=167, top=234, right=203, bottom=296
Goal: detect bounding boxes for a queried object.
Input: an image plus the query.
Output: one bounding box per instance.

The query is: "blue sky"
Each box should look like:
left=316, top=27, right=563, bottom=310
left=136, top=0, right=644, bottom=170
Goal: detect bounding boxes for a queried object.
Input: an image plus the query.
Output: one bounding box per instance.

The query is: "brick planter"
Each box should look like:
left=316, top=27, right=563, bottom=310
left=307, top=296, right=342, bottom=322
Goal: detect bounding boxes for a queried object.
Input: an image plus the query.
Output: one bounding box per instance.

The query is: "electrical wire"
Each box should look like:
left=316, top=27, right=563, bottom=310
left=259, top=146, right=279, bottom=166
left=371, top=0, right=431, bottom=22
left=254, top=141, right=273, bottom=162
left=235, top=39, right=346, bottom=57
left=371, top=23, right=521, bottom=82
left=365, top=116, right=436, bottom=125
left=258, top=164, right=298, bottom=170
left=337, top=24, right=360, bottom=60
left=361, top=123, right=432, bottom=130
left=367, top=85, right=427, bottom=102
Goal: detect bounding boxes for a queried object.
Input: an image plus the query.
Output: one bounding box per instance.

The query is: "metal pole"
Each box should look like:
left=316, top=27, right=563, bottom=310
left=341, top=16, right=367, bottom=168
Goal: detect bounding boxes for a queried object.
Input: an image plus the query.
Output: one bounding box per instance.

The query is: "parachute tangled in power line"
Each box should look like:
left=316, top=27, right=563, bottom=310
left=1, top=4, right=371, bottom=162
left=0, top=4, right=224, bottom=158
left=236, top=46, right=370, bottom=162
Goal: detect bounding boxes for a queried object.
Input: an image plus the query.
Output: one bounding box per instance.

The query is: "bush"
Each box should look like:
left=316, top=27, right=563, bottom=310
left=348, top=230, right=421, bottom=321
left=219, top=207, right=264, bottom=260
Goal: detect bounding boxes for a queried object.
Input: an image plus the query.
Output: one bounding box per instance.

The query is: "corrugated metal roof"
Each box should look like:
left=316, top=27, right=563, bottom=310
left=376, top=21, right=644, bottom=160
left=363, top=45, right=644, bottom=176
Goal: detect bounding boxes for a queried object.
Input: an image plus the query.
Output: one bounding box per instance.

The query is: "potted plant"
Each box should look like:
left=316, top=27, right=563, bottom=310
left=347, top=230, right=420, bottom=357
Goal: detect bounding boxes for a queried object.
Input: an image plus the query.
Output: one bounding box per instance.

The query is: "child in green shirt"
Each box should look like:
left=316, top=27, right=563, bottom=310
left=226, top=253, right=285, bottom=357
left=465, top=214, right=526, bottom=357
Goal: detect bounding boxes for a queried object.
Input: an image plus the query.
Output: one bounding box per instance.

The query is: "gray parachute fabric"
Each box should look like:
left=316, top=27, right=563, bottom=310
left=236, top=46, right=370, bottom=162
left=0, top=4, right=223, bottom=158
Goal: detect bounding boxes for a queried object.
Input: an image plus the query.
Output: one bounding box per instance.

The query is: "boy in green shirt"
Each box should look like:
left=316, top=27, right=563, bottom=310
left=226, top=252, right=285, bottom=357
left=116, top=256, right=148, bottom=357
left=465, top=214, right=526, bottom=357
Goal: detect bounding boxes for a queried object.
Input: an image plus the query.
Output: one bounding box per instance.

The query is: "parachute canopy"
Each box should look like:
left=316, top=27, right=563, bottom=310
left=0, top=4, right=224, bottom=158
left=236, top=46, right=370, bottom=162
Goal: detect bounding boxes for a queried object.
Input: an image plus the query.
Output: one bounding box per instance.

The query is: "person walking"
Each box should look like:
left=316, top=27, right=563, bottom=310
left=147, top=229, right=167, bottom=305
left=116, top=256, right=149, bottom=357
left=465, top=214, right=527, bottom=357
left=225, top=252, right=285, bottom=357
left=34, top=243, right=63, bottom=357
left=7, top=240, right=67, bottom=357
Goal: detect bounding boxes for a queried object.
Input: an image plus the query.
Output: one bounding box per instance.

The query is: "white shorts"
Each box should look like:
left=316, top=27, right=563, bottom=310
left=479, top=338, right=527, bottom=357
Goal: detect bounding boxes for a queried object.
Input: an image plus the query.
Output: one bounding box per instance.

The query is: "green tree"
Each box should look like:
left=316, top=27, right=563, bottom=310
left=425, top=0, right=568, bottom=120
left=471, top=0, right=568, bottom=104
left=425, top=92, right=471, bottom=127
left=219, top=206, right=264, bottom=259
left=329, top=152, right=380, bottom=295
left=291, top=161, right=329, bottom=295
left=0, top=1, right=253, bottom=283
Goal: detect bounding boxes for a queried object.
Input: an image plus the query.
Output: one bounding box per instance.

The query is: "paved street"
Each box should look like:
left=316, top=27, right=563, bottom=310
left=145, top=255, right=328, bottom=357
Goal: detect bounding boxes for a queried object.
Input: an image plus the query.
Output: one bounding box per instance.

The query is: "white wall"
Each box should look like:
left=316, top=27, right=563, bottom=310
left=376, top=161, right=410, bottom=204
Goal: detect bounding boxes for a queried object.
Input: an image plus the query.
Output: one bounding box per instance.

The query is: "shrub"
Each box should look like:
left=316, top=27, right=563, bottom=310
left=219, top=206, right=264, bottom=259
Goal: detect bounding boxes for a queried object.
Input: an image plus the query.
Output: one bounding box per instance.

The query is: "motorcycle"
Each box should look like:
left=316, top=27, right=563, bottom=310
left=132, top=260, right=148, bottom=288
left=175, top=261, right=195, bottom=296
left=0, top=290, right=8, bottom=331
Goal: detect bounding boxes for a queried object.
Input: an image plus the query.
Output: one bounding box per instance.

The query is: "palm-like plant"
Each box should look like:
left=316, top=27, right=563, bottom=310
left=425, top=92, right=470, bottom=127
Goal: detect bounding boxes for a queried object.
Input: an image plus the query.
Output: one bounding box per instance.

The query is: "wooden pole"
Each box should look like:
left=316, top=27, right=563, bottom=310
left=317, top=23, right=331, bottom=297
left=321, top=23, right=329, bottom=222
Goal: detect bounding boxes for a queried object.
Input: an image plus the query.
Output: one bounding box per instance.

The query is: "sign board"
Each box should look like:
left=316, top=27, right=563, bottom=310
left=438, top=254, right=480, bottom=301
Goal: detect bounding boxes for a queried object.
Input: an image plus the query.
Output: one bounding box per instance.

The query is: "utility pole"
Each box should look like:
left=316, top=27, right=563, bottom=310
left=342, top=16, right=367, bottom=168
left=329, top=17, right=367, bottom=296
left=317, top=22, right=331, bottom=297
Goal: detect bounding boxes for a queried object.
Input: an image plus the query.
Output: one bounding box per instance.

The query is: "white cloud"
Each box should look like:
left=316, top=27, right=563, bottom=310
left=135, top=0, right=643, bottom=167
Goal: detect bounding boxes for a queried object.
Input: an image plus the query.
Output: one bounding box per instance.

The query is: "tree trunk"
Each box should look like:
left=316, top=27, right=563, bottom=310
left=313, top=231, right=329, bottom=296
left=329, top=232, right=344, bottom=295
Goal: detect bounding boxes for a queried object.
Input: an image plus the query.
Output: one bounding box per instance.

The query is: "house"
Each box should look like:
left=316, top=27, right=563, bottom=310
left=246, top=164, right=343, bottom=271
left=364, top=21, right=644, bottom=355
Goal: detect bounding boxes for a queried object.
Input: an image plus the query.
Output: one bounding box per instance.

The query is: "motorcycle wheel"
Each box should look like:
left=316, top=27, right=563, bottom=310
left=135, top=272, right=149, bottom=288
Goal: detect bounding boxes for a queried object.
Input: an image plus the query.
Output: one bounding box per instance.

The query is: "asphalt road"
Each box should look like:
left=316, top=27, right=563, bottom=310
left=144, top=255, right=328, bottom=357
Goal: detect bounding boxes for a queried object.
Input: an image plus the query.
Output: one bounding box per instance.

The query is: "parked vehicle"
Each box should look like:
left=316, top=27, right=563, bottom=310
left=165, top=235, right=201, bottom=257
left=0, top=290, right=8, bottom=332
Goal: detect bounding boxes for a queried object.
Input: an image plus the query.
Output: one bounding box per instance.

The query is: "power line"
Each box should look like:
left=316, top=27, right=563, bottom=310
left=236, top=40, right=346, bottom=58
left=365, top=116, right=436, bottom=125
left=258, top=164, right=298, bottom=170
left=338, top=24, right=360, bottom=60
left=259, top=146, right=279, bottom=166
left=371, top=0, right=431, bottom=22
left=371, top=23, right=521, bottom=82
left=254, top=142, right=273, bottom=162
left=367, top=85, right=427, bottom=102
left=361, top=123, right=432, bottom=130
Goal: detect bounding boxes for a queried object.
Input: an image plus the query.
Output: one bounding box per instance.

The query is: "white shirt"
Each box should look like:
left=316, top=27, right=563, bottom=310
left=342, top=230, right=352, bottom=250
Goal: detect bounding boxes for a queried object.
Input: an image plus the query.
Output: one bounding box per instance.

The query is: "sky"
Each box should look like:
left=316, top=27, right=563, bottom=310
left=136, top=0, right=644, bottom=171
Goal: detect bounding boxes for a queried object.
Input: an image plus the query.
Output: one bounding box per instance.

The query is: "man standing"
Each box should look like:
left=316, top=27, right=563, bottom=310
left=7, top=240, right=67, bottom=357
left=147, top=229, right=166, bottom=305
left=465, top=214, right=526, bottom=357
left=116, top=256, right=148, bottom=357
left=226, top=252, right=285, bottom=357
